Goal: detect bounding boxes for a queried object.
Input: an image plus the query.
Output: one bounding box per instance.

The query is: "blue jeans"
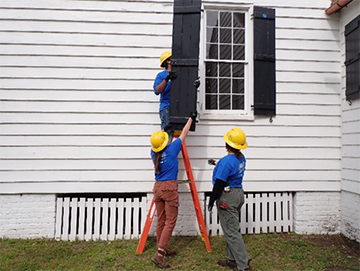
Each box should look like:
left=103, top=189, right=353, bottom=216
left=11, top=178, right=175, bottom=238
left=159, top=107, right=173, bottom=144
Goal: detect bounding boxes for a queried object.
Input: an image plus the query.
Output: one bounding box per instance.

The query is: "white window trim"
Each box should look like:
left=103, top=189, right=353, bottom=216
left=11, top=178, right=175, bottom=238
left=198, top=4, right=254, bottom=121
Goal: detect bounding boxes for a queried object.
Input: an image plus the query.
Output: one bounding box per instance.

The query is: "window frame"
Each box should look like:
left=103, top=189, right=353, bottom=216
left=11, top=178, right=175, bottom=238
left=198, top=4, right=254, bottom=121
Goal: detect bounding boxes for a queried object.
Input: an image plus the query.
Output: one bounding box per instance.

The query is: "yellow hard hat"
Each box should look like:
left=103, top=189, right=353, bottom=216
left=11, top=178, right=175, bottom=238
left=224, top=128, right=248, bottom=150
left=160, top=51, right=172, bottom=67
left=150, top=131, right=169, bottom=152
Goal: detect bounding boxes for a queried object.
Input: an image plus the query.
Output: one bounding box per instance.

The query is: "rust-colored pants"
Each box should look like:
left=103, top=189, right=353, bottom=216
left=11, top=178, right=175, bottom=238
left=153, top=180, right=179, bottom=250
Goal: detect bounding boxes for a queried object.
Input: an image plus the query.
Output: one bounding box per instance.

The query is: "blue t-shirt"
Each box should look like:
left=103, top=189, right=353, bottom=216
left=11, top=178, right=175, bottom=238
left=212, top=154, right=246, bottom=188
left=151, top=138, right=182, bottom=181
left=153, top=70, right=171, bottom=112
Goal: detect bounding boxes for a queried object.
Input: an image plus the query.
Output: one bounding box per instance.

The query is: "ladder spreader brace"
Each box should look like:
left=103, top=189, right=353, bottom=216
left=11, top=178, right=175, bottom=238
left=136, top=137, right=211, bottom=253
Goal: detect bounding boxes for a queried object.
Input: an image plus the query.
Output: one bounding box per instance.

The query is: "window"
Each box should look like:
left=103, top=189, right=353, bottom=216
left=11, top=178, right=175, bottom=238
left=205, top=11, right=246, bottom=110
left=199, top=6, right=276, bottom=119
left=201, top=9, right=251, bottom=117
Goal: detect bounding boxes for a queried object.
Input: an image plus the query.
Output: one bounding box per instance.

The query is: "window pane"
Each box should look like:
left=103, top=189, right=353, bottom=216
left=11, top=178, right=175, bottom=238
left=220, top=12, right=231, bottom=27
left=233, top=13, right=245, bottom=27
left=233, top=45, right=245, bottom=60
left=206, top=43, right=218, bottom=59
left=219, top=79, right=231, bottom=93
left=206, top=94, right=218, bottom=109
left=219, top=95, right=231, bottom=109
left=220, top=45, right=231, bottom=60
left=232, top=79, right=244, bottom=94
left=206, top=62, right=218, bottom=77
left=207, top=27, right=218, bottom=43
left=233, top=29, right=245, bottom=44
left=232, top=95, right=244, bottom=110
left=207, top=11, right=218, bottom=27
left=220, top=28, right=231, bottom=44
left=233, top=63, right=244, bottom=77
left=219, top=63, right=231, bottom=77
left=206, top=78, right=218, bottom=93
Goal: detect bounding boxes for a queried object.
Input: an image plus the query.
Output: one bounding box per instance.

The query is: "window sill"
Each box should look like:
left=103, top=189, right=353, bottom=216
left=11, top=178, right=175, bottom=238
left=199, top=112, right=254, bottom=121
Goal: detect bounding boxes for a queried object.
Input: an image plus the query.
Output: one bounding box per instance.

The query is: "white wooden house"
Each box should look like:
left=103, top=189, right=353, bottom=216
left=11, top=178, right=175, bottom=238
left=0, top=0, right=359, bottom=243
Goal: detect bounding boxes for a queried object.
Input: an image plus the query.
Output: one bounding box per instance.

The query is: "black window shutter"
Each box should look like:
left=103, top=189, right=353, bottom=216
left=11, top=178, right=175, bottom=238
left=345, top=15, right=360, bottom=101
left=170, top=0, right=201, bottom=131
left=253, top=6, right=276, bottom=116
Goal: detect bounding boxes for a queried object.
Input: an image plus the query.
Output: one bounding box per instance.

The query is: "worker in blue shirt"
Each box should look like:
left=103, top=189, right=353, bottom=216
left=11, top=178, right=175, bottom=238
left=153, top=51, right=177, bottom=143
left=150, top=112, right=197, bottom=269
left=208, top=128, right=251, bottom=271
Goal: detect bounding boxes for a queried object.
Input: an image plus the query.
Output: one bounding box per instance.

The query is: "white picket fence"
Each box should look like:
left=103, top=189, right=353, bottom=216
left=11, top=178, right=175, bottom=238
left=205, top=192, right=293, bottom=235
left=55, top=192, right=293, bottom=241
left=55, top=196, right=147, bottom=241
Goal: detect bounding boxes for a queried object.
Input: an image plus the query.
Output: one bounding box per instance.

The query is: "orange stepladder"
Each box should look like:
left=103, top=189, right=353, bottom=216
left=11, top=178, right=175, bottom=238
left=136, top=139, right=211, bottom=254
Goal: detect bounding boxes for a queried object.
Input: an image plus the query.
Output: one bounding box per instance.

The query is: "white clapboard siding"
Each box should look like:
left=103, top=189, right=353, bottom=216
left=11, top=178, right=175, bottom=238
left=0, top=21, right=172, bottom=36
left=0, top=132, right=341, bottom=147
left=0, top=0, right=343, bottom=196
left=0, top=113, right=160, bottom=124
left=0, top=55, right=160, bottom=69
left=205, top=192, right=293, bottom=235
left=0, top=67, right=158, bottom=80
left=55, top=195, right=147, bottom=241
left=0, top=158, right=341, bottom=171
left=0, top=79, right=155, bottom=90
left=0, top=44, right=167, bottom=59
left=277, top=50, right=339, bottom=62
left=0, top=0, right=173, bottom=12
left=2, top=32, right=171, bottom=48
left=0, top=90, right=158, bottom=102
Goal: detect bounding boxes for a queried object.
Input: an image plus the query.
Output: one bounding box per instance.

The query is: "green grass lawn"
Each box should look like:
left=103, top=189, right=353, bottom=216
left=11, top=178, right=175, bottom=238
left=0, top=233, right=359, bottom=271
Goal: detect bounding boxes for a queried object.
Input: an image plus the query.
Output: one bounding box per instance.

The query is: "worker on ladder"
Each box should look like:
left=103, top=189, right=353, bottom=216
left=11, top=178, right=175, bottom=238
left=153, top=51, right=177, bottom=144
left=149, top=112, right=197, bottom=269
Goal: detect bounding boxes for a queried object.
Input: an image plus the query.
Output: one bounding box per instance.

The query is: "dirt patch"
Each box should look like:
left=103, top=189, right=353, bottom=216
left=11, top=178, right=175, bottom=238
left=303, top=234, right=359, bottom=267
left=303, top=235, right=359, bottom=253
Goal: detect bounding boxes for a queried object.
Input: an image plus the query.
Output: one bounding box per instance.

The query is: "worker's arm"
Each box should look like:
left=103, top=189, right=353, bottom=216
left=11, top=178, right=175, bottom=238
left=179, top=112, right=196, bottom=142
left=179, top=118, right=192, bottom=142
left=156, top=79, right=167, bottom=93
left=155, top=71, right=177, bottom=93
left=208, top=178, right=227, bottom=211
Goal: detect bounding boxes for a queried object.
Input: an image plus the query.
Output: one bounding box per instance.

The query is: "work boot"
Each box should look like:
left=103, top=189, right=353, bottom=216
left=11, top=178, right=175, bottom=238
left=165, top=248, right=177, bottom=256
left=237, top=259, right=252, bottom=271
left=218, top=258, right=237, bottom=269
left=151, top=250, right=170, bottom=269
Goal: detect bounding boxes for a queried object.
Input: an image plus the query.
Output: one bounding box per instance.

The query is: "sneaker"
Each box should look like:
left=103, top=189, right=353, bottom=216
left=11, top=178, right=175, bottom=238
left=151, top=252, right=170, bottom=269
left=218, top=258, right=237, bottom=269
left=165, top=248, right=177, bottom=256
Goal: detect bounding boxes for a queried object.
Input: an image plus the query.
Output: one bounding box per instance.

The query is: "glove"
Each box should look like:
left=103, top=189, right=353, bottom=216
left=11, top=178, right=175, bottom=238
left=193, top=77, right=200, bottom=88
left=165, top=71, right=177, bottom=82
left=190, top=111, right=197, bottom=121
left=208, top=159, right=216, bottom=166
left=163, top=124, right=172, bottom=132
left=219, top=201, right=228, bottom=209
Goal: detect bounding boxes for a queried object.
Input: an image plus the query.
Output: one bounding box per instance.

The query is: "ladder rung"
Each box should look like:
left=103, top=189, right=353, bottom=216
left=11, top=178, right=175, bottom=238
left=177, top=179, right=191, bottom=184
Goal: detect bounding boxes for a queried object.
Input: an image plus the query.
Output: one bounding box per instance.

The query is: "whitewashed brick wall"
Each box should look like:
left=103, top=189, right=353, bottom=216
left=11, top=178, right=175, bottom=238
left=149, top=192, right=201, bottom=236
left=0, top=194, right=56, bottom=239
left=341, top=191, right=360, bottom=242
left=293, top=192, right=341, bottom=234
